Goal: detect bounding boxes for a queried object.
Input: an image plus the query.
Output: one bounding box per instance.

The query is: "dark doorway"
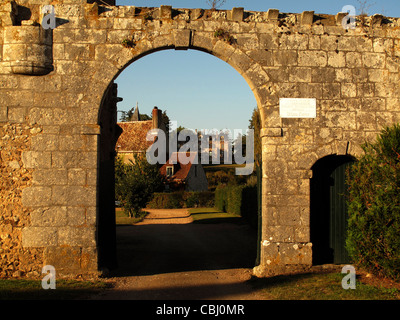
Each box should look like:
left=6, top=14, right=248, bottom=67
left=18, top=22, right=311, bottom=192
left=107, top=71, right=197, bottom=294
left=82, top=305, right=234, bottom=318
left=310, top=155, right=354, bottom=265
left=97, top=81, right=123, bottom=271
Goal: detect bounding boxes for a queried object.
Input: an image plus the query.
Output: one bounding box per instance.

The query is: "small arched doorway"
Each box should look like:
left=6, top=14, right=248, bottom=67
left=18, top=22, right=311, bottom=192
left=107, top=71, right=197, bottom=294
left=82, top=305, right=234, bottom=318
left=310, top=155, right=354, bottom=265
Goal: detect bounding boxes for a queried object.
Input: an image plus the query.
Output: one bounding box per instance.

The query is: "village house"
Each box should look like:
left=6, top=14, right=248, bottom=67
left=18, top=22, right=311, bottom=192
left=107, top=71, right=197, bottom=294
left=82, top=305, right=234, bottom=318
left=160, top=152, right=208, bottom=192
left=116, top=105, right=167, bottom=164
left=115, top=106, right=208, bottom=191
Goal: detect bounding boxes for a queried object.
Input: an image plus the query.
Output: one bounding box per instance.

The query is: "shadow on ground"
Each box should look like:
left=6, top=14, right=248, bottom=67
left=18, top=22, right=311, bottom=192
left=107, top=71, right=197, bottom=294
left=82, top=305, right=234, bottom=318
left=110, top=221, right=258, bottom=277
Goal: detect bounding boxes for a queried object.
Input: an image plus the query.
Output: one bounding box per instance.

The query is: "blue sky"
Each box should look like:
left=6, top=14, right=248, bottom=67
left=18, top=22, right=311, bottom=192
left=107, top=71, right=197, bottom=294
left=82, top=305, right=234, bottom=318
left=114, top=1, right=400, bottom=133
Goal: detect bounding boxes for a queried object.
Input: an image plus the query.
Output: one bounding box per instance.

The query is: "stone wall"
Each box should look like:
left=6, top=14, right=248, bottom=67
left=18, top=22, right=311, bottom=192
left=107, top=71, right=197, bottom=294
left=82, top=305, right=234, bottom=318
left=0, top=0, right=399, bottom=278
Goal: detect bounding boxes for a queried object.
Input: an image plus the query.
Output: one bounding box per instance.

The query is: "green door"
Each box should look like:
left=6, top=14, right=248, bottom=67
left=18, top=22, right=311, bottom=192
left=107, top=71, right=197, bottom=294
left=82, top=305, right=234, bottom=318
left=329, top=161, right=352, bottom=264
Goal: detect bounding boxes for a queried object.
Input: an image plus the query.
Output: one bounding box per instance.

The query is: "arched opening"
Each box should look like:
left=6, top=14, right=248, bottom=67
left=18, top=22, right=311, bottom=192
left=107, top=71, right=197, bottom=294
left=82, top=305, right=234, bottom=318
left=310, top=154, right=354, bottom=265
left=97, top=47, right=261, bottom=275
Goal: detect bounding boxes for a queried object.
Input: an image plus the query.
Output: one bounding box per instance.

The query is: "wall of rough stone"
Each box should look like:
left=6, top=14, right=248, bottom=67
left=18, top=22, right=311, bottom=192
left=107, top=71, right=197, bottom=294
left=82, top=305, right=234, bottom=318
left=0, top=0, right=399, bottom=278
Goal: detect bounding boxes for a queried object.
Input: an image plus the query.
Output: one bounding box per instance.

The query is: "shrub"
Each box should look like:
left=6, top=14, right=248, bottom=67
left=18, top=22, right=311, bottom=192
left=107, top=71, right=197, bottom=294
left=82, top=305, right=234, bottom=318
left=147, top=191, right=215, bottom=209
left=147, top=192, right=184, bottom=209
left=346, top=124, right=400, bottom=281
left=115, top=154, right=164, bottom=217
left=215, top=184, right=258, bottom=226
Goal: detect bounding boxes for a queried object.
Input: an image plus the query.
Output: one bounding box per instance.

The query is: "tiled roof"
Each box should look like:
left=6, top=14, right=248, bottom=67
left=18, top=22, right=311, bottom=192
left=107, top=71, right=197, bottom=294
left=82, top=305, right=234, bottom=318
left=160, top=152, right=197, bottom=181
left=116, top=121, right=154, bottom=152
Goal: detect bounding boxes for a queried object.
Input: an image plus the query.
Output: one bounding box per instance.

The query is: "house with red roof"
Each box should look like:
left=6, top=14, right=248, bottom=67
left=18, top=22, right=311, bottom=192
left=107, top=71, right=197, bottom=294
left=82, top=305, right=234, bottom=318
left=160, top=152, right=208, bottom=192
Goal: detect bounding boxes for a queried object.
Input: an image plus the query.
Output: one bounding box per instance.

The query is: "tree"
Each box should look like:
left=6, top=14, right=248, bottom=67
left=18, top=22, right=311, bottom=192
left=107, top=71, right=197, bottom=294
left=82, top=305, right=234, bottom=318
left=206, top=0, right=226, bottom=10
left=120, top=106, right=152, bottom=122
left=249, top=107, right=261, bottom=167
left=161, top=110, right=170, bottom=132
left=120, top=107, right=135, bottom=122
left=115, top=154, right=165, bottom=218
left=346, top=124, right=400, bottom=281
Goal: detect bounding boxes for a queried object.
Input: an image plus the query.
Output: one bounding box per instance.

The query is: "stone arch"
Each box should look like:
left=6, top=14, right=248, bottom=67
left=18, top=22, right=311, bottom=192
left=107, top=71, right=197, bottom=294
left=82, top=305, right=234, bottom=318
left=95, top=32, right=268, bottom=271
left=94, top=32, right=269, bottom=126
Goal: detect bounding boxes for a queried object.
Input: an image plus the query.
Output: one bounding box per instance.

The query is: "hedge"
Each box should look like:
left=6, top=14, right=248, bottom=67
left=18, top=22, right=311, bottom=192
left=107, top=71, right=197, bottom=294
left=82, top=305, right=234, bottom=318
left=346, top=124, right=400, bottom=281
left=215, top=184, right=258, bottom=228
left=147, top=191, right=215, bottom=209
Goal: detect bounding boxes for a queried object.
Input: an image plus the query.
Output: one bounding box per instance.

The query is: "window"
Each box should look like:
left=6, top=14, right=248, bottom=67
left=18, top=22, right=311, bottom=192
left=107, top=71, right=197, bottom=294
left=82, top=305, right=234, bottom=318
left=166, top=166, right=174, bottom=177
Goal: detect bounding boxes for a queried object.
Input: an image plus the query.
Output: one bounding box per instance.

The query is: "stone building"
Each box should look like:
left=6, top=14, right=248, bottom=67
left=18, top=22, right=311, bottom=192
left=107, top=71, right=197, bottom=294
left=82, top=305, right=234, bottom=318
left=0, top=0, right=400, bottom=278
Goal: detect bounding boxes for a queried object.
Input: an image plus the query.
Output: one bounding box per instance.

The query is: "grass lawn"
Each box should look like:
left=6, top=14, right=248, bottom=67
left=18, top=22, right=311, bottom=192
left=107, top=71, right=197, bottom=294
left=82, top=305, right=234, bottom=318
left=115, top=207, right=148, bottom=225
left=188, top=207, right=244, bottom=224
left=250, top=271, right=400, bottom=300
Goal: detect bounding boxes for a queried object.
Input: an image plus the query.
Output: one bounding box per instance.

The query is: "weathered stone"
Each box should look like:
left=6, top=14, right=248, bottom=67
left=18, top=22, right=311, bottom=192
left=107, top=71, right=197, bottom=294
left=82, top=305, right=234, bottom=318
left=229, top=7, right=244, bottom=22
left=159, top=5, right=172, bottom=19
left=301, top=11, right=314, bottom=25
left=266, top=9, right=279, bottom=21
left=1, top=1, right=399, bottom=280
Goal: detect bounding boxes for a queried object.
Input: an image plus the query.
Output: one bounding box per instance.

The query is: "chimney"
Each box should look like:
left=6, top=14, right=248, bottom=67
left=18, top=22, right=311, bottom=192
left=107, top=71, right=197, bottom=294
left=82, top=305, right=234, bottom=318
left=152, top=107, right=162, bottom=129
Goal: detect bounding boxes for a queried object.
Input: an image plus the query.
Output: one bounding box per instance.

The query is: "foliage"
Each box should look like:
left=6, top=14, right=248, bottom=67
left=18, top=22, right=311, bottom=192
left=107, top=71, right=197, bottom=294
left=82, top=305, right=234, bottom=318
left=346, top=124, right=400, bottom=281
left=119, top=107, right=151, bottom=122
left=115, top=154, right=164, bottom=217
left=121, top=38, right=135, bottom=48
left=213, top=28, right=234, bottom=45
left=249, top=107, right=261, bottom=167
left=215, top=184, right=258, bottom=227
left=147, top=191, right=215, bottom=209
left=205, top=166, right=248, bottom=190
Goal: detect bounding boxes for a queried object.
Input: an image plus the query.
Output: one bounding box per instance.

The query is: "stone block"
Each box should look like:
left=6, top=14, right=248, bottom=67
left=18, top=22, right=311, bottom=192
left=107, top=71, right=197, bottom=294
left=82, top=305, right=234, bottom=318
left=362, top=52, right=386, bottom=69
left=68, top=168, right=86, bottom=186
left=174, top=29, right=192, bottom=50
left=335, top=12, right=348, bottom=26
left=266, top=9, right=279, bottom=20
left=22, top=186, right=52, bottom=207
left=67, top=207, right=86, bottom=226
left=261, top=128, right=282, bottom=137
left=22, top=151, right=52, bottom=169
left=159, top=5, right=172, bottom=19
left=327, top=51, right=346, bottom=68
left=190, top=8, right=204, bottom=20
left=0, top=106, right=7, bottom=122
left=301, top=11, right=314, bottom=25
left=43, top=246, right=82, bottom=274
left=58, top=226, right=96, bottom=247
left=230, top=7, right=244, bottom=22
left=33, top=169, right=68, bottom=186
left=30, top=207, right=68, bottom=227
left=22, top=227, right=58, bottom=247
left=298, top=50, right=327, bottom=67
left=31, top=134, right=59, bottom=151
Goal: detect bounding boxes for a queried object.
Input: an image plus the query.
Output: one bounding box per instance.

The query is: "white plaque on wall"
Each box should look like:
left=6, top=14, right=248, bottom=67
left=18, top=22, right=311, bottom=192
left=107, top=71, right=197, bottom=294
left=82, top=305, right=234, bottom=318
left=279, top=98, right=317, bottom=118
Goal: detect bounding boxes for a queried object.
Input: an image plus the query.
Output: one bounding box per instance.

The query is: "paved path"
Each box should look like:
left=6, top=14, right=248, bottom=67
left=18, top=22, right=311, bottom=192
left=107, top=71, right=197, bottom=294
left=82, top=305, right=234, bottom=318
left=90, top=209, right=266, bottom=300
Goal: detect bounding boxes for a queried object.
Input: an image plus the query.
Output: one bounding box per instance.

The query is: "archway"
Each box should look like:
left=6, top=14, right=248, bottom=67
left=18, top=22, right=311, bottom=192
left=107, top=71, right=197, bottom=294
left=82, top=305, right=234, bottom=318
left=310, top=155, right=354, bottom=265
left=96, top=45, right=262, bottom=273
